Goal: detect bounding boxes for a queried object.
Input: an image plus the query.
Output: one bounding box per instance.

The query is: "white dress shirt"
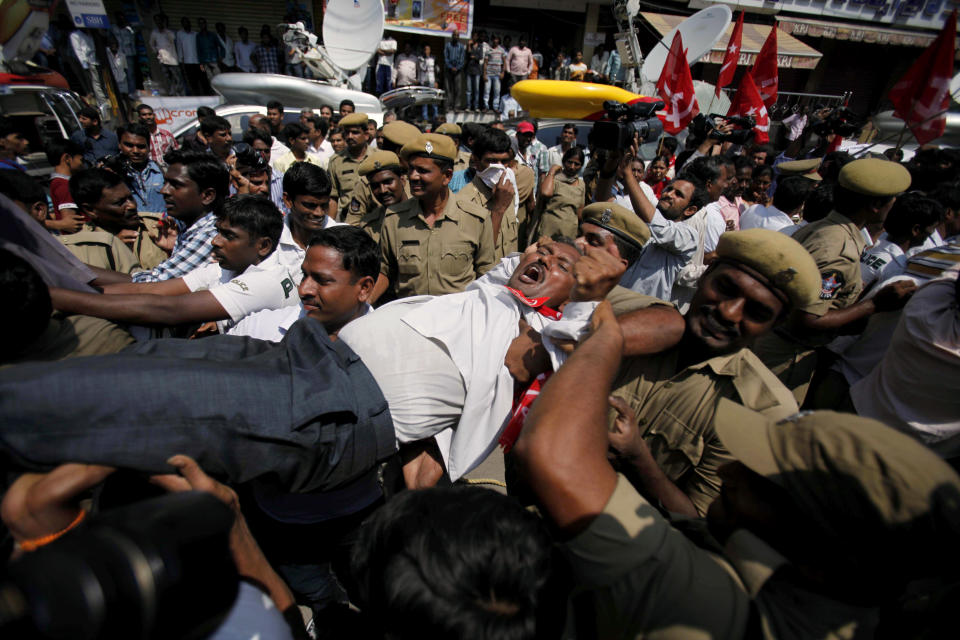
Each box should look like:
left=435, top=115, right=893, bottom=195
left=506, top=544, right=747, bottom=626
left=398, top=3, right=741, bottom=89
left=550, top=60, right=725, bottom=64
left=739, top=203, right=794, bottom=232
left=671, top=203, right=727, bottom=313
left=337, top=254, right=599, bottom=480
left=228, top=303, right=372, bottom=342
left=621, top=209, right=699, bottom=302
left=150, top=29, right=179, bottom=65
left=850, top=270, right=960, bottom=457
left=234, top=40, right=257, bottom=72
left=859, top=238, right=905, bottom=289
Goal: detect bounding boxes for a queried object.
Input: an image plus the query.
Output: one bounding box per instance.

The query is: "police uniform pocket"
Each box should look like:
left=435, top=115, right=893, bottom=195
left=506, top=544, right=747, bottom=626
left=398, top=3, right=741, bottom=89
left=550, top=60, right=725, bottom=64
left=640, top=405, right=705, bottom=481
left=398, top=243, right=422, bottom=275
left=440, top=242, right=473, bottom=272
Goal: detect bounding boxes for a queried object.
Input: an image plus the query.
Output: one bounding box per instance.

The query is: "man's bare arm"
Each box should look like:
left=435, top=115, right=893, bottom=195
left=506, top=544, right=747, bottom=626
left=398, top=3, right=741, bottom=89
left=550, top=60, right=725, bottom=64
left=50, top=287, right=230, bottom=326
left=618, top=305, right=685, bottom=356
left=102, top=278, right=191, bottom=296
left=513, top=301, right=623, bottom=535
left=87, top=264, right=133, bottom=285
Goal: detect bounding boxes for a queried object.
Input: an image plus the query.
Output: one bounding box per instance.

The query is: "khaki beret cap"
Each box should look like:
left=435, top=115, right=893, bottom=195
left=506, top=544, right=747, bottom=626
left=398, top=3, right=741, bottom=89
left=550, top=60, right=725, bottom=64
left=338, top=112, right=369, bottom=128
left=400, top=133, right=458, bottom=163
left=715, top=228, right=820, bottom=308
left=838, top=157, right=911, bottom=196
left=382, top=121, right=422, bottom=147
left=777, top=158, right=822, bottom=181
left=435, top=123, right=462, bottom=135
left=581, top=202, right=651, bottom=249
left=358, top=150, right=402, bottom=177
left=715, top=399, right=960, bottom=570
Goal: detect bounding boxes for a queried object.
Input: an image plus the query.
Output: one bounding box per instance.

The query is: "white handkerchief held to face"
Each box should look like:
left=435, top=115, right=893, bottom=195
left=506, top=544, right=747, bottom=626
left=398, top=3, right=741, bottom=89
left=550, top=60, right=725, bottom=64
left=477, top=163, right=520, bottom=221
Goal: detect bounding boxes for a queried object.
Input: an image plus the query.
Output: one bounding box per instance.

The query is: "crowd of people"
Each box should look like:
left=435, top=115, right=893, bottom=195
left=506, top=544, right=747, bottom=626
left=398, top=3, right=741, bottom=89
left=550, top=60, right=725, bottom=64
left=2, top=59, right=960, bottom=639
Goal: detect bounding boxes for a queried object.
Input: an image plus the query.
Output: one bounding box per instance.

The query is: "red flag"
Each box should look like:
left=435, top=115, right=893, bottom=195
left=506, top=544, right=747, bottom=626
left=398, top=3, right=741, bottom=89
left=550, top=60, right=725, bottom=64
left=888, top=11, right=956, bottom=145
left=727, top=71, right=769, bottom=144
left=716, top=11, right=744, bottom=96
left=656, top=32, right=700, bottom=135
left=751, top=23, right=779, bottom=110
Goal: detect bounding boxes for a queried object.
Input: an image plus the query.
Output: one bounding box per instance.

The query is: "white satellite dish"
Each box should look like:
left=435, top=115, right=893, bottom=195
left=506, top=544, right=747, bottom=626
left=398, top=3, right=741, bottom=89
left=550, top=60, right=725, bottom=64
left=323, top=0, right=385, bottom=71
left=694, top=80, right=731, bottom=116
left=951, top=71, right=960, bottom=104
left=641, top=5, right=732, bottom=85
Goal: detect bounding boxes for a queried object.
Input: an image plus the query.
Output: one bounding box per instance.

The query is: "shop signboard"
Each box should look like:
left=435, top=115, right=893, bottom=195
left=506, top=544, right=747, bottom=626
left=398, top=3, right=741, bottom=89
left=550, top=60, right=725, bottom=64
left=384, top=0, right=474, bottom=37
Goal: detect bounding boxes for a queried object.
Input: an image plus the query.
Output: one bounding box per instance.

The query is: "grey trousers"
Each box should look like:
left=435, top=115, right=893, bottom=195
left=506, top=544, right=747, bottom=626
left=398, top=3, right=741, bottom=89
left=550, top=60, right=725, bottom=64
left=0, top=319, right=396, bottom=493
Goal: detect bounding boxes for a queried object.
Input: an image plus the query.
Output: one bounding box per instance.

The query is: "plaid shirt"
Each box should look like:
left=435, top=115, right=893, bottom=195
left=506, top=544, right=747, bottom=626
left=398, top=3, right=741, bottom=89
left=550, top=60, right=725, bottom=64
left=131, top=212, right=217, bottom=282
left=150, top=127, right=179, bottom=166
left=254, top=44, right=281, bottom=74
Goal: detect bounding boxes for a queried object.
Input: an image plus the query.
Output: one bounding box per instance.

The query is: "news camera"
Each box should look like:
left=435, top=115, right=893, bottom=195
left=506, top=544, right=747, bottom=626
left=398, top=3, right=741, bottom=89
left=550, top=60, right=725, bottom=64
left=591, top=99, right=665, bottom=151
left=688, top=113, right=756, bottom=145
left=810, top=107, right=864, bottom=138
left=0, top=492, right=238, bottom=640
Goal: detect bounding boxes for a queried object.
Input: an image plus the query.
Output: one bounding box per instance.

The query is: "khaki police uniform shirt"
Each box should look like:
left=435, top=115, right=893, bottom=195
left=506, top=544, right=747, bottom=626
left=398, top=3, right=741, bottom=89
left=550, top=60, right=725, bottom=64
left=379, top=192, right=496, bottom=297
left=5, top=313, right=134, bottom=366
left=344, top=183, right=412, bottom=227
left=538, top=174, right=585, bottom=240
left=134, top=212, right=170, bottom=270
left=329, top=146, right=371, bottom=218
left=565, top=474, right=878, bottom=639
left=610, top=347, right=798, bottom=516
left=454, top=148, right=471, bottom=173
left=59, top=223, right=141, bottom=274
left=357, top=204, right=387, bottom=246
left=456, top=176, right=519, bottom=261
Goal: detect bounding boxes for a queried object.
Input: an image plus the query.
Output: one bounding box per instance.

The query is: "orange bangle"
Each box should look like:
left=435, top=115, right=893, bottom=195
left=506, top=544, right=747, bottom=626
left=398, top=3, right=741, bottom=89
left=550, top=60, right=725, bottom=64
left=16, top=510, right=87, bottom=552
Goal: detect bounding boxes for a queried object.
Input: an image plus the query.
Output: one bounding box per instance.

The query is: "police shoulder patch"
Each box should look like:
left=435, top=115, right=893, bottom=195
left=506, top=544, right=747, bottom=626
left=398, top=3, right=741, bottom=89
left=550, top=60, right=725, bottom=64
left=819, top=270, right=845, bottom=300
left=350, top=197, right=362, bottom=213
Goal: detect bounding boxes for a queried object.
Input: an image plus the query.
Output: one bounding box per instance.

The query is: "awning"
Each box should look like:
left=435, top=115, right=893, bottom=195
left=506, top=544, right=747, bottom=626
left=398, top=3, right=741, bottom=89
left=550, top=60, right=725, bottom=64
left=639, top=12, right=823, bottom=70
left=777, top=16, right=941, bottom=48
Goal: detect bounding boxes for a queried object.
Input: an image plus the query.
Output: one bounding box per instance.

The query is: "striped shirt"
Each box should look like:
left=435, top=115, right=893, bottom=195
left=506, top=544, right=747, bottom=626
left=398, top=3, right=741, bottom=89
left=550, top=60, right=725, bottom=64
left=444, top=40, right=465, bottom=70
left=131, top=212, right=217, bottom=282
left=149, top=127, right=179, bottom=167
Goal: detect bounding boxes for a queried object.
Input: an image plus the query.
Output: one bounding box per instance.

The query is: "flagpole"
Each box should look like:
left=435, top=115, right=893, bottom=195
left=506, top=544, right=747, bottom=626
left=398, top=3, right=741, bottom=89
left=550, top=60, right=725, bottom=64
left=893, top=122, right=909, bottom=152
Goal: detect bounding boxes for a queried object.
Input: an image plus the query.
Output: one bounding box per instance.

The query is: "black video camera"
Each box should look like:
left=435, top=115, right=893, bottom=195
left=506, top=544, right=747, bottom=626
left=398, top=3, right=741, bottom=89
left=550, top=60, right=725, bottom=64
left=688, top=113, right=756, bottom=145
left=0, top=492, right=238, bottom=639
left=592, top=99, right=665, bottom=150
left=809, top=107, right=864, bottom=138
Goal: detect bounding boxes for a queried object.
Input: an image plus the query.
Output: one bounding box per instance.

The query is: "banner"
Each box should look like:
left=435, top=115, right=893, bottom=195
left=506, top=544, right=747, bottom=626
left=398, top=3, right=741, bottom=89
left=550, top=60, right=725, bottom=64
left=140, top=96, right=223, bottom=133
left=384, top=0, right=474, bottom=38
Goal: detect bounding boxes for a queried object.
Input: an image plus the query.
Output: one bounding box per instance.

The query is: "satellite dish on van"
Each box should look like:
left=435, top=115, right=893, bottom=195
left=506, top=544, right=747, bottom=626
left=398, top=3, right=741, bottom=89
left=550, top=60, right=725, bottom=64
left=641, top=6, right=732, bottom=85
left=323, top=0, right=385, bottom=71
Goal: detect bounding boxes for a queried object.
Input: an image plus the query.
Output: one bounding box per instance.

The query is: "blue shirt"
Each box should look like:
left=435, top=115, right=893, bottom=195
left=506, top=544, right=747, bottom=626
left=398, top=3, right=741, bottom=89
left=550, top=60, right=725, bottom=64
left=449, top=167, right=475, bottom=194
left=69, top=127, right=119, bottom=165
left=197, top=31, right=221, bottom=64
left=0, top=157, right=26, bottom=172
left=445, top=41, right=465, bottom=71
left=127, top=161, right=167, bottom=215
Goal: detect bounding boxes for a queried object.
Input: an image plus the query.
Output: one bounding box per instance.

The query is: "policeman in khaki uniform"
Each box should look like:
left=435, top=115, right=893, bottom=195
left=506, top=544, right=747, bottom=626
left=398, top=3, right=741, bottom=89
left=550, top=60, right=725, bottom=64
left=354, top=150, right=407, bottom=244
left=345, top=120, right=420, bottom=222
left=328, top=112, right=373, bottom=221
left=435, top=122, right=470, bottom=172
left=379, top=133, right=495, bottom=298
left=133, top=212, right=172, bottom=270
left=752, top=158, right=915, bottom=404
left=60, top=223, right=141, bottom=274
left=516, top=266, right=960, bottom=639
left=455, top=127, right=519, bottom=260
left=608, top=228, right=822, bottom=516
left=776, top=156, right=823, bottom=181
left=514, top=162, right=536, bottom=247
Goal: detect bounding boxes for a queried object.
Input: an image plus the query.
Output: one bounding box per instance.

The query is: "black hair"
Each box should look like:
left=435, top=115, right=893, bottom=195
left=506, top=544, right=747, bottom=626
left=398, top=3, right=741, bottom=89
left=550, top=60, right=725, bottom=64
left=820, top=151, right=853, bottom=183
left=135, top=103, right=154, bottom=114
left=928, top=182, right=960, bottom=215
left=121, top=122, right=152, bottom=141
left=804, top=183, right=834, bottom=223
left=281, top=122, right=306, bottom=144
left=217, top=194, right=283, bottom=249
left=752, top=165, right=775, bottom=180
left=772, top=176, right=814, bottom=213
left=367, top=118, right=377, bottom=127
left=79, top=106, right=101, bottom=122
left=307, top=115, right=330, bottom=137
left=734, top=155, right=754, bottom=173
left=238, top=26, right=248, bottom=35
left=69, top=168, right=124, bottom=208
left=351, top=486, right=568, bottom=640
left=306, top=225, right=379, bottom=281
left=561, top=146, right=585, bottom=165
left=339, top=99, right=355, bottom=110
left=161, top=149, right=230, bottom=210
left=241, top=127, right=273, bottom=148
left=688, top=184, right=711, bottom=211
left=0, top=116, right=17, bottom=138
left=266, top=100, right=284, bottom=112
left=562, top=123, right=577, bottom=133
left=610, top=233, right=642, bottom=266
left=660, top=137, right=679, bottom=155
left=460, top=122, right=483, bottom=147
left=282, top=162, right=332, bottom=199
left=832, top=184, right=895, bottom=218
left=0, top=170, right=45, bottom=206
left=45, top=138, right=85, bottom=166
left=0, top=248, right=52, bottom=361
left=200, top=115, right=232, bottom=137
left=197, top=106, right=217, bottom=119
left=471, top=127, right=512, bottom=158
left=748, top=144, right=774, bottom=162
left=883, top=192, right=943, bottom=238
left=679, top=156, right=724, bottom=186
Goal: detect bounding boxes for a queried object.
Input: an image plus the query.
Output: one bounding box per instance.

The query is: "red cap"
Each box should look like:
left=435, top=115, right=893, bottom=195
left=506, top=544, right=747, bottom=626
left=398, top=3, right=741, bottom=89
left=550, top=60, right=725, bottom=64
left=516, top=121, right=535, bottom=133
